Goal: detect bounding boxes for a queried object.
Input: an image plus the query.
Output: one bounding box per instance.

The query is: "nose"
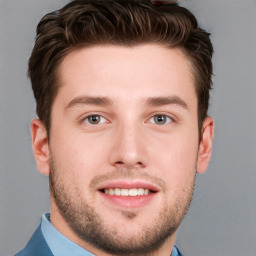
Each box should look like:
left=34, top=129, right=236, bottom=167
left=108, top=122, right=149, bottom=169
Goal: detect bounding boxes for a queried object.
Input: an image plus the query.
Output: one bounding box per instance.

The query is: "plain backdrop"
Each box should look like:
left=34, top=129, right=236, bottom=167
left=1, top=1, right=256, bottom=255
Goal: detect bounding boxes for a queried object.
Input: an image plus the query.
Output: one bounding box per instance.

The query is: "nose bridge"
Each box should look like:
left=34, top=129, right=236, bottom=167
left=109, top=116, right=148, bottom=168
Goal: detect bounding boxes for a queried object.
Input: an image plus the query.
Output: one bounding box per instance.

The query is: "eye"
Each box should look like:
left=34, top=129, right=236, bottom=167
left=84, top=115, right=107, bottom=125
left=150, top=115, right=172, bottom=125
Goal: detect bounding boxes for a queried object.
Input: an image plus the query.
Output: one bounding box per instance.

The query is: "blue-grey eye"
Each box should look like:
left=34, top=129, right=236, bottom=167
left=85, top=115, right=106, bottom=124
left=150, top=115, right=172, bottom=125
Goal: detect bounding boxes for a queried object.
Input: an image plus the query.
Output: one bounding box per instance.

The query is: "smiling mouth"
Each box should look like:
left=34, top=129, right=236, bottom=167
left=98, top=182, right=159, bottom=208
left=100, top=188, right=156, bottom=196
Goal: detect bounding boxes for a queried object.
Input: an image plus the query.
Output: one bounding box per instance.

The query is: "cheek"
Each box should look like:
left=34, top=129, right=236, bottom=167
left=50, top=129, right=110, bottom=181
left=151, top=130, right=198, bottom=186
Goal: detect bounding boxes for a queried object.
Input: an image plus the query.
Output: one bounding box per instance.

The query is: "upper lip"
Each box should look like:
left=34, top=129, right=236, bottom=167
left=97, top=180, right=160, bottom=192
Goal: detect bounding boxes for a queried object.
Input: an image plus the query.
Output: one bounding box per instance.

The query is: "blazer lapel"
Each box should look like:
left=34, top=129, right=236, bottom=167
left=15, top=225, right=53, bottom=256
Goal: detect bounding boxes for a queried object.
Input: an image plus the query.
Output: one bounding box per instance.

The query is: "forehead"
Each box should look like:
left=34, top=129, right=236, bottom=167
left=56, top=44, right=196, bottom=105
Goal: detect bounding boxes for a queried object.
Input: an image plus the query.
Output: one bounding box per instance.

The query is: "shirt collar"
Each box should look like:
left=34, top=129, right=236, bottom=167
left=41, top=213, right=94, bottom=256
left=171, top=245, right=182, bottom=256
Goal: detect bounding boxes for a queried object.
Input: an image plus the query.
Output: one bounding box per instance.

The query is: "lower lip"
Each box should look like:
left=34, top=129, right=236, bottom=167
left=99, top=191, right=156, bottom=208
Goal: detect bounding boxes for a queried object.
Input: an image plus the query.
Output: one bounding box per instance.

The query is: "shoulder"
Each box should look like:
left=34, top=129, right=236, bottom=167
left=15, top=225, right=53, bottom=256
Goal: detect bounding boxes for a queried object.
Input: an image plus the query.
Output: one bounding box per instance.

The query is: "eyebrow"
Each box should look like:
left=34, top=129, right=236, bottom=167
left=66, top=96, right=113, bottom=110
left=65, top=95, right=189, bottom=110
left=146, top=96, right=189, bottom=110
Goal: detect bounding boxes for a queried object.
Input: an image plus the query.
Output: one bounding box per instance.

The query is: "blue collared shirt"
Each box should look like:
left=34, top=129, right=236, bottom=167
left=41, top=213, right=182, bottom=256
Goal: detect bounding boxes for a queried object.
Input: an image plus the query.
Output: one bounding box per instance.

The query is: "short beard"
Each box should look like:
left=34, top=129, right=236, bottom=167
left=49, top=156, right=195, bottom=256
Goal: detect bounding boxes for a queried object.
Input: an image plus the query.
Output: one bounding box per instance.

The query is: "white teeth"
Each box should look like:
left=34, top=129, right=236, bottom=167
left=138, top=188, right=144, bottom=196
left=103, top=188, right=151, bottom=196
left=129, top=188, right=137, bottom=196
left=109, top=188, right=115, bottom=195
left=121, top=189, right=129, bottom=196
left=115, top=188, right=121, bottom=196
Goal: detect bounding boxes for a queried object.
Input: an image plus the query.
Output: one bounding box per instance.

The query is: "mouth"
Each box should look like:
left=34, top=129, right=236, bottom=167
left=101, top=187, right=155, bottom=196
left=98, top=181, right=159, bottom=208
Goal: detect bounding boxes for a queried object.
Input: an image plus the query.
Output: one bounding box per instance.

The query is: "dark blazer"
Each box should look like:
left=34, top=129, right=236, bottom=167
left=15, top=225, right=53, bottom=256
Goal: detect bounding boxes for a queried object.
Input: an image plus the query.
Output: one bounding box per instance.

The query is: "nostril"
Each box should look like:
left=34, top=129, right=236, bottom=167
left=115, top=161, right=144, bottom=167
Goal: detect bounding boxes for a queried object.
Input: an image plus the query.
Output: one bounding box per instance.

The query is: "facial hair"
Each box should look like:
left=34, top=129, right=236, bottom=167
left=49, top=156, right=196, bottom=256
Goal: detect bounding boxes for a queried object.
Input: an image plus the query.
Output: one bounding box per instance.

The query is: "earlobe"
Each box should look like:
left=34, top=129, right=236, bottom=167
left=31, top=118, right=50, bottom=175
left=197, top=116, right=214, bottom=174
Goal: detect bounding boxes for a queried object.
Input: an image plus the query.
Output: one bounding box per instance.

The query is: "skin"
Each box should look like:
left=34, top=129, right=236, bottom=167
left=31, top=44, right=214, bottom=256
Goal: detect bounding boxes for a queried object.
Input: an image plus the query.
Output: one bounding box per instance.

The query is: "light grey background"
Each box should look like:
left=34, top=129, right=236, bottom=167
left=1, top=1, right=256, bottom=255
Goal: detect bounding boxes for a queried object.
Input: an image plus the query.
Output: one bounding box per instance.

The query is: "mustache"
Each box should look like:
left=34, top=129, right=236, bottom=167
left=90, top=167, right=167, bottom=191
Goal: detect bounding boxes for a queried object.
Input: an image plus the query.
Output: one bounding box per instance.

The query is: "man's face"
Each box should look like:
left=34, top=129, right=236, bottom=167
left=33, top=44, right=213, bottom=255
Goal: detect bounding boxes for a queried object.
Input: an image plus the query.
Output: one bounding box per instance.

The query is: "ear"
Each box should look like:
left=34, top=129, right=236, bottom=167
left=197, top=116, right=214, bottom=174
left=31, top=118, right=50, bottom=175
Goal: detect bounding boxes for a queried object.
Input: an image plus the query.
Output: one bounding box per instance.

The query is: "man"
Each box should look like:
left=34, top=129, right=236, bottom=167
left=15, top=0, right=214, bottom=255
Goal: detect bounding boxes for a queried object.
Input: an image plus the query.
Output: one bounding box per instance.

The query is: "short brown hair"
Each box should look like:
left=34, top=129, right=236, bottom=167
left=28, top=0, right=213, bottom=134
